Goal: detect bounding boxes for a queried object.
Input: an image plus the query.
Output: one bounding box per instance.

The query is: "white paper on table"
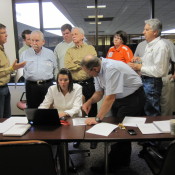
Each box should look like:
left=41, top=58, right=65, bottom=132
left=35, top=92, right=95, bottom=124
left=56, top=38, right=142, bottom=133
left=86, top=122, right=118, bottom=136
left=153, top=120, right=170, bottom=133
left=72, top=118, right=87, bottom=126
left=7, top=117, right=28, bottom=124
left=0, top=119, right=15, bottom=133
left=122, top=116, right=146, bottom=127
left=137, top=123, right=162, bottom=134
left=0, top=117, right=28, bottom=133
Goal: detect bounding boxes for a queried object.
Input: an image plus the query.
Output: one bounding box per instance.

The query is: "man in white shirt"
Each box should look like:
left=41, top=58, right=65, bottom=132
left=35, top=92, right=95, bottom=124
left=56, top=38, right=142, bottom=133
left=54, top=24, right=74, bottom=70
left=134, top=39, right=175, bottom=116
left=128, top=18, right=170, bottom=116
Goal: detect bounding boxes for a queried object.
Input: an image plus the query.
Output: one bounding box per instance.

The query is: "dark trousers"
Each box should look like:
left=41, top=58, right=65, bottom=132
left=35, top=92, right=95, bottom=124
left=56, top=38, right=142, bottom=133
left=109, top=87, right=145, bottom=169
left=73, top=78, right=97, bottom=117
left=25, top=80, right=53, bottom=108
left=0, top=85, right=11, bottom=118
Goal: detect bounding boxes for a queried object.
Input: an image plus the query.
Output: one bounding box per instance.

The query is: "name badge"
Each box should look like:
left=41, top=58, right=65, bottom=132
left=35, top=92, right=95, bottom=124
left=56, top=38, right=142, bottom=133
left=108, top=52, right=113, bottom=57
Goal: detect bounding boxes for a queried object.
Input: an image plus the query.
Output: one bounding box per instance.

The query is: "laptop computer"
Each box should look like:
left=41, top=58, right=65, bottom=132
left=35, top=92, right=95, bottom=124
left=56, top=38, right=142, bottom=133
left=24, top=108, right=61, bottom=126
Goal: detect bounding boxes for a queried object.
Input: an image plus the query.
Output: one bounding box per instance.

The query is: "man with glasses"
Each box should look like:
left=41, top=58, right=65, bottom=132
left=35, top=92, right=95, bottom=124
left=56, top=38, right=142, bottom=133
left=20, top=30, right=57, bottom=108
left=0, top=23, right=26, bottom=118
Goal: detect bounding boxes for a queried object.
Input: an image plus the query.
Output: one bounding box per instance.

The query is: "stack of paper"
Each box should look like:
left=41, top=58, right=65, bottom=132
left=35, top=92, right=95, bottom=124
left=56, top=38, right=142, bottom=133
left=0, top=117, right=30, bottom=136
left=3, top=124, right=31, bottom=136
left=122, top=116, right=146, bottom=127
left=137, top=120, right=170, bottom=134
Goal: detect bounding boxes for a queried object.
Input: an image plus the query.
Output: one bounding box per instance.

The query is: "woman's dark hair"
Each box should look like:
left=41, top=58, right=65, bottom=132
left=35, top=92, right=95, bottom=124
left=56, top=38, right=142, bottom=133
left=115, top=30, right=128, bottom=45
left=56, top=68, right=73, bottom=93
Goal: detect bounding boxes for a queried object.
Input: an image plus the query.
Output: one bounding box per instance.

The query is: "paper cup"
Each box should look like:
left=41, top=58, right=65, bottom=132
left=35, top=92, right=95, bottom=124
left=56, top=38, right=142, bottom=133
left=170, top=119, right=175, bottom=135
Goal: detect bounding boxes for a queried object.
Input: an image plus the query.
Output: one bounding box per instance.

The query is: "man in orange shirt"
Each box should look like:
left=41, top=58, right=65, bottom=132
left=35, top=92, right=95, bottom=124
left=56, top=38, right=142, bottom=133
left=106, top=30, right=133, bottom=63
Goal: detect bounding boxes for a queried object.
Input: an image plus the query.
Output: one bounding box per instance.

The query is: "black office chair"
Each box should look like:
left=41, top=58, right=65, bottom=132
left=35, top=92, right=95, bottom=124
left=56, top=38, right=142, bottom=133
left=0, top=140, right=58, bottom=175
left=139, top=140, right=175, bottom=175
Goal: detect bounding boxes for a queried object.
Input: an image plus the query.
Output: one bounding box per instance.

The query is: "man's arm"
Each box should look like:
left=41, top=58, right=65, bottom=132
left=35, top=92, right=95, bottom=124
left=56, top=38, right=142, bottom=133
left=85, top=94, right=116, bottom=125
left=82, top=91, right=103, bottom=115
left=97, top=94, right=116, bottom=119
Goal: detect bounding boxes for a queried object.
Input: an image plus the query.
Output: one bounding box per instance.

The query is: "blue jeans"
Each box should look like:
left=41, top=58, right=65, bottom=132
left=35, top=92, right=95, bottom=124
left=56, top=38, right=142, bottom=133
left=142, top=76, right=162, bottom=116
left=0, top=85, right=11, bottom=118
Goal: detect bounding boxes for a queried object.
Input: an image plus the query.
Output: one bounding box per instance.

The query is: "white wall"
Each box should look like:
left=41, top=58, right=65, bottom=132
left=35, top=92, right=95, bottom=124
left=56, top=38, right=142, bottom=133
left=0, top=0, right=16, bottom=64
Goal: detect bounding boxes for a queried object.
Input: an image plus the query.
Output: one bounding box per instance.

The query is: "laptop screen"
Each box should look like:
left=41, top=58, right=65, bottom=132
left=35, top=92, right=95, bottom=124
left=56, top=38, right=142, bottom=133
left=24, top=108, right=61, bottom=126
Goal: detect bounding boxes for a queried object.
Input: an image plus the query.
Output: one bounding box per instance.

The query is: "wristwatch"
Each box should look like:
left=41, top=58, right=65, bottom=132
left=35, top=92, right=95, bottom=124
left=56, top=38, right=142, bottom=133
left=95, top=117, right=102, bottom=123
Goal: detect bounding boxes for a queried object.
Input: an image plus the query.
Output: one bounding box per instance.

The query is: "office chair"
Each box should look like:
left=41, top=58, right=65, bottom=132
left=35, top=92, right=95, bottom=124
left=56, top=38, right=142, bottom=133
left=16, top=91, right=27, bottom=110
left=139, top=140, right=175, bottom=175
left=0, top=140, right=58, bottom=175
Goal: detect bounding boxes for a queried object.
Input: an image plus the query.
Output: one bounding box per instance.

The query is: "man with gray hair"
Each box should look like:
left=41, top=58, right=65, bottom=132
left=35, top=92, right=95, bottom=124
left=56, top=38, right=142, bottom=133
left=128, top=18, right=170, bottom=116
left=20, top=30, right=57, bottom=108
left=65, top=27, right=97, bottom=118
left=65, top=27, right=97, bottom=148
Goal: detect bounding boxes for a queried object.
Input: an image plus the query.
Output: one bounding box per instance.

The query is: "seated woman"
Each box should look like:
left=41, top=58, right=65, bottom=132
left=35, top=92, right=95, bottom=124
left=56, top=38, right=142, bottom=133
left=39, top=68, right=82, bottom=118
left=106, top=30, right=133, bottom=63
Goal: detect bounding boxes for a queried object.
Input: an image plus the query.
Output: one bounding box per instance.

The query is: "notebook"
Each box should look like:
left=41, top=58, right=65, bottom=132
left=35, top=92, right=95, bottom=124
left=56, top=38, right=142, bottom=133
left=3, top=124, right=31, bottom=136
left=24, top=108, right=61, bottom=126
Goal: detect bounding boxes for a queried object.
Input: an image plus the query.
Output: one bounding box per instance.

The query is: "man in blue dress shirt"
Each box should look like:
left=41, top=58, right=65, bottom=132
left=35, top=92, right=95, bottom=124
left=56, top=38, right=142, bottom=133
left=81, top=55, right=145, bottom=173
left=20, top=30, right=57, bottom=108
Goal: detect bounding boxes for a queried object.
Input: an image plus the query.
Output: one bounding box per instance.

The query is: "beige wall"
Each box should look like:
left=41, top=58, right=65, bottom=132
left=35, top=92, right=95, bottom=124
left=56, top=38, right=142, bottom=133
left=0, top=0, right=16, bottom=64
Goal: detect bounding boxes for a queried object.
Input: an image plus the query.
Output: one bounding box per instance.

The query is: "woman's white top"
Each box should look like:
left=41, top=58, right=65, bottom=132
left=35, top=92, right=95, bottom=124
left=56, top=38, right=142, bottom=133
left=39, top=83, right=82, bottom=117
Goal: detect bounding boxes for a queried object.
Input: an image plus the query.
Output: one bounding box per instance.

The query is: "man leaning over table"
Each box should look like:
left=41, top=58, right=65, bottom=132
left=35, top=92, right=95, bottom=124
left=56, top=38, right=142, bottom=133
left=81, top=55, right=145, bottom=173
left=0, top=23, right=26, bottom=118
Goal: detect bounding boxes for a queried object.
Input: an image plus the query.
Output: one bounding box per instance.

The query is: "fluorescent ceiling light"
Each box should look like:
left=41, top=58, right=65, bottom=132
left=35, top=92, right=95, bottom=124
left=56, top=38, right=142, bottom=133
left=162, top=29, right=175, bottom=33
left=87, top=5, right=106, bottom=8
left=89, top=22, right=102, bottom=24
left=88, top=15, right=103, bottom=18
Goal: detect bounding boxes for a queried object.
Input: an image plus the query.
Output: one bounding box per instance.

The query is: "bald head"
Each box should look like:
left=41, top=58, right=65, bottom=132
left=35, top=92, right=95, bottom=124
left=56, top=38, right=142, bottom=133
left=81, top=55, right=101, bottom=70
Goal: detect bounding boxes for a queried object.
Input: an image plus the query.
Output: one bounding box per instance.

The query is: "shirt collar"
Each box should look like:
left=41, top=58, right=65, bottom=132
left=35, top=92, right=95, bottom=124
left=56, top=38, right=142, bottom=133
left=147, top=36, right=161, bottom=47
left=0, top=45, right=4, bottom=52
left=74, top=42, right=85, bottom=48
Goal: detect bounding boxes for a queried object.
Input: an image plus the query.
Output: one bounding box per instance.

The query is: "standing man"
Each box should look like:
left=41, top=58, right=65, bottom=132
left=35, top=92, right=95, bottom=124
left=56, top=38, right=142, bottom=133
left=128, top=18, right=170, bottom=116
left=0, top=23, right=26, bottom=118
left=19, top=30, right=32, bottom=56
left=65, top=27, right=97, bottom=117
left=81, top=55, right=145, bottom=173
left=54, top=24, right=74, bottom=70
left=65, top=27, right=97, bottom=149
left=134, top=39, right=175, bottom=116
left=20, top=30, right=57, bottom=108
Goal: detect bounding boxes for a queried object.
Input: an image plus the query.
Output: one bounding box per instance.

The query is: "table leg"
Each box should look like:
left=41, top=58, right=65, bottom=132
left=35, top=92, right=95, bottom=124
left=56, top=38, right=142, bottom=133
left=104, top=142, right=109, bottom=175
left=58, top=142, right=69, bottom=175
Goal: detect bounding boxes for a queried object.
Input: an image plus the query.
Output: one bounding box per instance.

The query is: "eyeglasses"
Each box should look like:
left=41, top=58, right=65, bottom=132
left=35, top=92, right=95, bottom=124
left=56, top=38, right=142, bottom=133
left=0, top=32, right=7, bottom=35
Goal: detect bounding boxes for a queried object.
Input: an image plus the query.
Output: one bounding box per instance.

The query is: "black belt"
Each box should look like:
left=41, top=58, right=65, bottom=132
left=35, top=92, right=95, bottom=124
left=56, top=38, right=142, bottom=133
left=73, top=78, right=94, bottom=85
left=26, top=79, right=53, bottom=85
left=0, top=84, right=7, bottom=88
left=141, top=75, right=161, bottom=80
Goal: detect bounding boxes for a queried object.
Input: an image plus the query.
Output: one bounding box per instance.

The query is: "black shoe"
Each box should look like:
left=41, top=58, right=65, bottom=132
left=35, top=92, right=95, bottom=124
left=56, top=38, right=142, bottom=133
left=90, top=142, right=97, bottom=149
left=73, top=142, right=80, bottom=148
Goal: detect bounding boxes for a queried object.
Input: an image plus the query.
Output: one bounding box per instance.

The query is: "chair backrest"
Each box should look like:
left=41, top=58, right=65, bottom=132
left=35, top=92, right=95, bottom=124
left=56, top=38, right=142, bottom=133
left=16, top=92, right=27, bottom=110
left=159, top=140, right=175, bottom=175
left=0, top=140, right=58, bottom=175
